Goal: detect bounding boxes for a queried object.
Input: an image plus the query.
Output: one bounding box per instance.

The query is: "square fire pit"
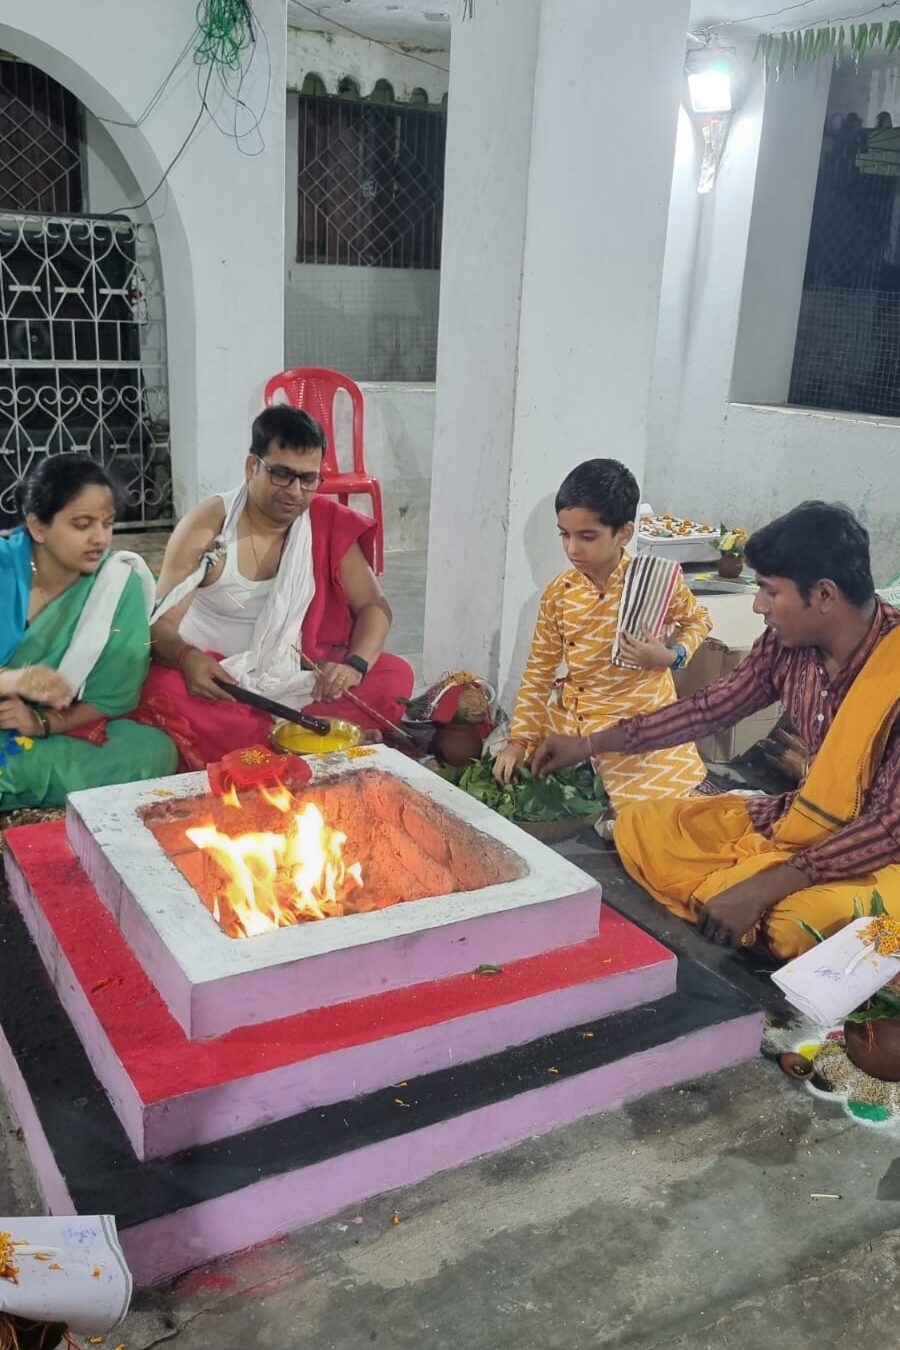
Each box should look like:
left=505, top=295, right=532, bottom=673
left=66, top=747, right=604, bottom=1038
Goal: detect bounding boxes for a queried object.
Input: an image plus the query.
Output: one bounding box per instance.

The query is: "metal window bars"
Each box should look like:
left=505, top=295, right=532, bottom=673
left=297, top=93, right=446, bottom=269
left=790, top=116, right=900, bottom=417
left=0, top=213, right=172, bottom=529
left=0, top=58, right=83, bottom=215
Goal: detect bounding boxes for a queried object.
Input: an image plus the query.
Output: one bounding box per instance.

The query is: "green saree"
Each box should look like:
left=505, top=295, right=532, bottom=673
left=0, top=561, right=176, bottom=809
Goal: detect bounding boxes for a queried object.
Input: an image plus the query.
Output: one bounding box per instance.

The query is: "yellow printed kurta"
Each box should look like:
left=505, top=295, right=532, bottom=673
left=509, top=555, right=710, bottom=809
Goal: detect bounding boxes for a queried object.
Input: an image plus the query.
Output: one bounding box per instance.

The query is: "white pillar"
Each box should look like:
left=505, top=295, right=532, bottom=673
left=424, top=0, right=692, bottom=703
left=731, top=62, right=831, bottom=404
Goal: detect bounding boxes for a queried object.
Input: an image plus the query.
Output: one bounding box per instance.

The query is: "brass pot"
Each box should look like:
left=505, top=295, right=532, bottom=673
left=716, top=553, right=744, bottom=579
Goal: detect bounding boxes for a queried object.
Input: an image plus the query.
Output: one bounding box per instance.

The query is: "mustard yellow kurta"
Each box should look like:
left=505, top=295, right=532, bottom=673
left=509, top=554, right=710, bottom=809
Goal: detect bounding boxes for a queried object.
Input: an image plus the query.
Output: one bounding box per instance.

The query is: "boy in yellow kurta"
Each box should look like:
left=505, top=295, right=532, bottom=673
left=493, top=459, right=710, bottom=811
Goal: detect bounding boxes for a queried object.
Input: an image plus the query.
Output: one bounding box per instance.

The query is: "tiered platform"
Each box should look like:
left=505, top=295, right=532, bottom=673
left=0, top=751, right=762, bottom=1286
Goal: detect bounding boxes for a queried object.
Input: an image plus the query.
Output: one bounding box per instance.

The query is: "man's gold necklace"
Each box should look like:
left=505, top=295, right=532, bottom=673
left=247, top=527, right=285, bottom=577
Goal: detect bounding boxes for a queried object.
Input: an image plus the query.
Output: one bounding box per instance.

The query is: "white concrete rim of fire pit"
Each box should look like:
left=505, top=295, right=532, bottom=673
left=64, top=747, right=601, bottom=985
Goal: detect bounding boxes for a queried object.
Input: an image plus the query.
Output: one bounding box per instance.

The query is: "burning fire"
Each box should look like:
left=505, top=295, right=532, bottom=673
left=186, top=785, right=364, bottom=938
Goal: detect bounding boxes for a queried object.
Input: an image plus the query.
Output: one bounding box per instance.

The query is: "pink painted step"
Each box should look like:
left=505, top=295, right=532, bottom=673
left=4, top=823, right=676, bottom=1160
left=0, top=999, right=763, bottom=1290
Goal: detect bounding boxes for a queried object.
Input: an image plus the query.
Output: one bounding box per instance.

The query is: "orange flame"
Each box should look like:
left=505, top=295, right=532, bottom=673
left=185, top=789, right=364, bottom=938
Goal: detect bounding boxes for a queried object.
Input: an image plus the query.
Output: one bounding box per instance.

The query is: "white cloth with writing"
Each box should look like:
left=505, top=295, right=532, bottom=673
left=772, top=918, right=900, bottom=1025
left=0, top=1214, right=131, bottom=1334
left=151, top=485, right=316, bottom=705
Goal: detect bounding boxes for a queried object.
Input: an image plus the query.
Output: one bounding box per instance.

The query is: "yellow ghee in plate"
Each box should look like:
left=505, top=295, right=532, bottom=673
left=270, top=718, right=363, bottom=755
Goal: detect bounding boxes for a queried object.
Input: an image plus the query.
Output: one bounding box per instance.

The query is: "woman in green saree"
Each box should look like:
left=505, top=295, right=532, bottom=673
left=0, top=455, right=177, bottom=809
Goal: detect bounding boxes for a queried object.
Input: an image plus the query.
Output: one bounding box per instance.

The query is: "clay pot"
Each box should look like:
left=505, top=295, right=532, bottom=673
left=433, top=723, right=484, bottom=767
left=716, top=553, right=744, bottom=579
left=844, top=1016, right=900, bottom=1081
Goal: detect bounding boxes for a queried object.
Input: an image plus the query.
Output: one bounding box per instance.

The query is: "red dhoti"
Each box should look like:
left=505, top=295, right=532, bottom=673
left=138, top=495, right=414, bottom=770
left=137, top=650, right=414, bottom=771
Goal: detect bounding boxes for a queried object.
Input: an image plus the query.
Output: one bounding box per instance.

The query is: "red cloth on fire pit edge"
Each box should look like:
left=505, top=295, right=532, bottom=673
left=207, top=745, right=312, bottom=797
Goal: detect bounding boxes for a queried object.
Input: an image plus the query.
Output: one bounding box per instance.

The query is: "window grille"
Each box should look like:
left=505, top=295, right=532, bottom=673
left=0, top=215, right=171, bottom=528
left=0, top=58, right=83, bottom=214
left=789, top=116, right=900, bottom=417
left=297, top=92, right=446, bottom=269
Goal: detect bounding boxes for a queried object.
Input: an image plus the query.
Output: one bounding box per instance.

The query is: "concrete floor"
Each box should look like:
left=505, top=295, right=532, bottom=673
left=2, top=546, right=900, bottom=1348
left=5, top=1039, right=898, bottom=1350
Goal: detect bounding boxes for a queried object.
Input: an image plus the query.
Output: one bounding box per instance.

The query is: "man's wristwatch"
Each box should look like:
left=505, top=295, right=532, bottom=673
left=669, top=643, right=688, bottom=672
left=344, top=653, right=369, bottom=678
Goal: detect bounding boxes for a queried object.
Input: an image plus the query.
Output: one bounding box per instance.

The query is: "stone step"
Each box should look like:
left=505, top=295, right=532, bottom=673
left=5, top=821, right=675, bottom=1160
left=0, top=872, right=762, bottom=1288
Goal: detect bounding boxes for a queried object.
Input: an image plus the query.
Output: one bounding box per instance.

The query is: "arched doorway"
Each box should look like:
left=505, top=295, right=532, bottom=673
left=0, top=53, right=172, bottom=529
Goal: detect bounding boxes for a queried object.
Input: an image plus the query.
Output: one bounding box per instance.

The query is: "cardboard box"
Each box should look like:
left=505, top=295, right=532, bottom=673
left=672, top=593, right=780, bottom=763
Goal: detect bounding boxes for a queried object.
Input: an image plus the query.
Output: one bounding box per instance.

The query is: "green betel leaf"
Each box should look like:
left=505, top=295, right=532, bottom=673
left=797, top=918, right=826, bottom=945
left=870, top=889, right=888, bottom=917
left=852, top=895, right=865, bottom=920
left=873, top=989, right=900, bottom=1017
left=846, top=999, right=899, bottom=1024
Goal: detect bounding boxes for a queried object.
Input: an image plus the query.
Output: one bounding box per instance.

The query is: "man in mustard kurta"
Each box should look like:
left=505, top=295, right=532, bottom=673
left=494, top=459, right=711, bottom=810
left=533, top=502, right=900, bottom=960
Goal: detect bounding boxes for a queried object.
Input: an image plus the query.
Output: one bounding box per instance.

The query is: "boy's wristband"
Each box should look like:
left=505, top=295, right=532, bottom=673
left=668, top=643, right=688, bottom=672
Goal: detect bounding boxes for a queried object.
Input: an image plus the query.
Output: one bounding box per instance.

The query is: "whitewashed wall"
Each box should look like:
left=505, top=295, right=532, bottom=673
left=337, top=383, right=434, bottom=551
left=283, top=28, right=448, bottom=384
left=646, top=51, right=900, bottom=582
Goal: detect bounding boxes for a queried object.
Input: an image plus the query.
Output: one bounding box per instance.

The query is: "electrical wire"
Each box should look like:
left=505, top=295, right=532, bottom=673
left=107, top=61, right=215, bottom=216
left=107, top=0, right=270, bottom=212
left=714, top=0, right=900, bottom=25
left=194, top=0, right=255, bottom=72
left=201, top=0, right=271, bottom=156
left=288, top=0, right=450, bottom=75
left=715, top=0, right=827, bottom=24
left=94, top=27, right=200, bottom=129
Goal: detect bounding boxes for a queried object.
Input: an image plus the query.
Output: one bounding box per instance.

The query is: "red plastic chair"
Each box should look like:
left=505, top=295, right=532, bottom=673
left=263, top=366, right=385, bottom=574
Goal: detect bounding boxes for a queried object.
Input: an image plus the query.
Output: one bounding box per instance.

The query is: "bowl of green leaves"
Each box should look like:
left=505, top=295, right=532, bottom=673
left=435, top=755, right=608, bottom=842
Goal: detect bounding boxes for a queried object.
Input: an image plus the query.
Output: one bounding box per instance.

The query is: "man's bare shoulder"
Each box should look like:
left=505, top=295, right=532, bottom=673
left=184, top=495, right=228, bottom=535
left=166, top=496, right=226, bottom=553
left=156, top=496, right=229, bottom=595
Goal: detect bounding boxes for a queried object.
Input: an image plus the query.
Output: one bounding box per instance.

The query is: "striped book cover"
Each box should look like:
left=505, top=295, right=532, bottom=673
left=612, top=555, right=681, bottom=669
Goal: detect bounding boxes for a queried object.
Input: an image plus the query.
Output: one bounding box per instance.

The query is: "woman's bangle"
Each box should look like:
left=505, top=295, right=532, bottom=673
left=176, top=644, right=198, bottom=671
left=32, top=707, right=51, bottom=739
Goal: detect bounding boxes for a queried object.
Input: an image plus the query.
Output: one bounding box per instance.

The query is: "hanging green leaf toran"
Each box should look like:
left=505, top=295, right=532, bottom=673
left=755, top=14, right=900, bottom=77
